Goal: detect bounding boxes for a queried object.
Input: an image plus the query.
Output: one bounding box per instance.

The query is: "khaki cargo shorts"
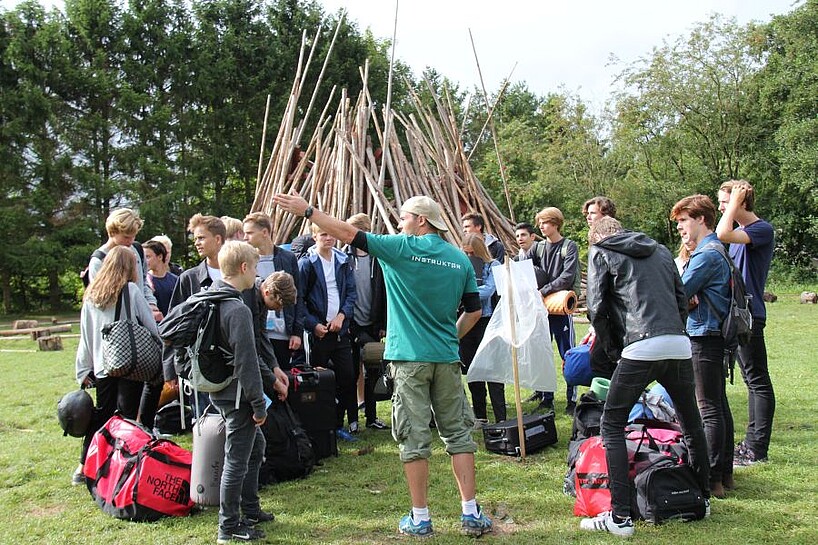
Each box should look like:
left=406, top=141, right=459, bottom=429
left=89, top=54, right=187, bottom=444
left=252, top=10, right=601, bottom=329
left=390, top=361, right=476, bottom=462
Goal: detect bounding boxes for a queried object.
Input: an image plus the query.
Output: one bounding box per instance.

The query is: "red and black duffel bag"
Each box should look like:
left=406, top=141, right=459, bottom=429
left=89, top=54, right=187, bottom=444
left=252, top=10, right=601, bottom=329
left=83, top=414, right=195, bottom=521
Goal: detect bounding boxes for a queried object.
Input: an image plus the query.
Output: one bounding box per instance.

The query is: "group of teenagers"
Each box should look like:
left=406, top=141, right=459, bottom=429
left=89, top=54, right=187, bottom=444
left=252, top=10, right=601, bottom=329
left=72, top=176, right=775, bottom=541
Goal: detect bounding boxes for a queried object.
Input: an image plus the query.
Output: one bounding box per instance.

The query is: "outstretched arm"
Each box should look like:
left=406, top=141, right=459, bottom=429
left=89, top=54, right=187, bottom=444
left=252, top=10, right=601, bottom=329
left=275, top=192, right=359, bottom=245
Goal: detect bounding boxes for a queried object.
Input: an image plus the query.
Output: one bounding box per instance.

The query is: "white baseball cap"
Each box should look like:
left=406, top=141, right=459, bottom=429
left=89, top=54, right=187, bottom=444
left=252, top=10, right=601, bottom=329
left=401, top=196, right=448, bottom=232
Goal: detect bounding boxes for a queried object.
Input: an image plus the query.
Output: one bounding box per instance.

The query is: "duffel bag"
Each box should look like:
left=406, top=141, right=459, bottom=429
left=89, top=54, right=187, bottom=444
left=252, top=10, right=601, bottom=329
left=635, top=457, right=706, bottom=523
left=84, top=414, right=194, bottom=521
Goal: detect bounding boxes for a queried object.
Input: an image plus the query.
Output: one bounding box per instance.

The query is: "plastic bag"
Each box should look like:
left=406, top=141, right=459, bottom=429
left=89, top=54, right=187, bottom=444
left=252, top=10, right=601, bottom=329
left=467, top=260, right=557, bottom=392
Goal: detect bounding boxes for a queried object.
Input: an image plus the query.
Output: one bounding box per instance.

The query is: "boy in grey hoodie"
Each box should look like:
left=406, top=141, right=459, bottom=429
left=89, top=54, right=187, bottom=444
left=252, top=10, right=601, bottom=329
left=212, top=241, right=286, bottom=544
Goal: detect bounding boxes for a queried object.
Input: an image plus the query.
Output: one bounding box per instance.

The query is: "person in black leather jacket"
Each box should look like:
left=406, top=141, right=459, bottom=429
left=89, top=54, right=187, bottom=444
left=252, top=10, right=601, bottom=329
left=580, top=217, right=710, bottom=537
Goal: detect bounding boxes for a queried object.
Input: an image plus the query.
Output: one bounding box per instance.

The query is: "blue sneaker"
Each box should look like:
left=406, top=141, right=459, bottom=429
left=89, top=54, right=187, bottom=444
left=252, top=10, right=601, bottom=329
left=336, top=428, right=358, bottom=442
left=461, top=507, right=493, bottom=537
left=398, top=514, right=434, bottom=537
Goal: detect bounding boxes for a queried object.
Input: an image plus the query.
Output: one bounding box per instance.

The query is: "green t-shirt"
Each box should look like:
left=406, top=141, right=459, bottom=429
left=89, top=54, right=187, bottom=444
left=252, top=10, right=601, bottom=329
left=365, top=232, right=479, bottom=363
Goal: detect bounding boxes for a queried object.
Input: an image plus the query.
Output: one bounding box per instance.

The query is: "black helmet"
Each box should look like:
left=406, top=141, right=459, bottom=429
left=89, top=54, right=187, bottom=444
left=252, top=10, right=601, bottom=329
left=57, top=390, right=94, bottom=437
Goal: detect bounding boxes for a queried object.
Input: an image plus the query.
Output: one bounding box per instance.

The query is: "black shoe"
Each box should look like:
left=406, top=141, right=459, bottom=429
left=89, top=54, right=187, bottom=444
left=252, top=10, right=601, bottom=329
left=734, top=449, right=767, bottom=467
left=526, top=392, right=543, bottom=402
left=366, top=418, right=388, bottom=430
left=217, top=523, right=265, bottom=543
left=564, top=401, right=577, bottom=416
left=244, top=510, right=275, bottom=525
left=535, top=400, right=555, bottom=414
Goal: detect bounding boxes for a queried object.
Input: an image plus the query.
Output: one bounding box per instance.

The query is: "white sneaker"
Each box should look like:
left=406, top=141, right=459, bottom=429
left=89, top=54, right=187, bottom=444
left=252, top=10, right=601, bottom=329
left=473, top=418, right=489, bottom=430
left=580, top=512, right=634, bottom=538
left=71, top=464, right=85, bottom=486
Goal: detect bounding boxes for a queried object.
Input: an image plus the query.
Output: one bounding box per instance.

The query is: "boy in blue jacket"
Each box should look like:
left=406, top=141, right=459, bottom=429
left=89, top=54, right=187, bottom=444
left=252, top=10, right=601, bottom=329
left=299, top=224, right=358, bottom=439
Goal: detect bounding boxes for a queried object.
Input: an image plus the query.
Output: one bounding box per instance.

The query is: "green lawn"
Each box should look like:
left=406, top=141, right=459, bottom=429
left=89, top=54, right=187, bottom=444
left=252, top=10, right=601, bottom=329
left=1, top=294, right=817, bottom=544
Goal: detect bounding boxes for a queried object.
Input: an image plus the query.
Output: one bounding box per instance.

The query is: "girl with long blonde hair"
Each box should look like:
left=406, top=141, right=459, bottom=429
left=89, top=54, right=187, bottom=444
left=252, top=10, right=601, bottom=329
left=73, top=246, right=160, bottom=485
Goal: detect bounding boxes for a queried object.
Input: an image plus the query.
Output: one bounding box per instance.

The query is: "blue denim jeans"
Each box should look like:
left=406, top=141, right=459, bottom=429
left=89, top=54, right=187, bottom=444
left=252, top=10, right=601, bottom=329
left=601, top=357, right=710, bottom=519
left=736, top=319, right=775, bottom=459
left=212, top=398, right=266, bottom=531
left=691, top=336, right=734, bottom=482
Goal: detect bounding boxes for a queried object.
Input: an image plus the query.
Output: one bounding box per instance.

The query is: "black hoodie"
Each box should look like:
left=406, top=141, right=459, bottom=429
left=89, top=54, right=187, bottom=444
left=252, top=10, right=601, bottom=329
left=586, top=231, right=688, bottom=359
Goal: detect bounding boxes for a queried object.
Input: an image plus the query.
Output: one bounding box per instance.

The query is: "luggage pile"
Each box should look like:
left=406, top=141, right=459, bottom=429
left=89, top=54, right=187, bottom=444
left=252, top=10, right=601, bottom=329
left=565, top=392, right=707, bottom=524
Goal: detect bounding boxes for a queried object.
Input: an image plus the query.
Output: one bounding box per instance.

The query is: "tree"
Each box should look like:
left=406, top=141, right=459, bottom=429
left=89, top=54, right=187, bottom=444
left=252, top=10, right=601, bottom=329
left=750, top=0, right=818, bottom=277
left=609, top=14, right=761, bottom=244
left=0, top=2, right=90, bottom=312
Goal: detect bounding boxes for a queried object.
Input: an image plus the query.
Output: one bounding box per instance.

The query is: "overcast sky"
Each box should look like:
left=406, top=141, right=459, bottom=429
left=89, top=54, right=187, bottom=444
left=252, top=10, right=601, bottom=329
left=319, top=0, right=802, bottom=108
left=2, top=0, right=803, bottom=108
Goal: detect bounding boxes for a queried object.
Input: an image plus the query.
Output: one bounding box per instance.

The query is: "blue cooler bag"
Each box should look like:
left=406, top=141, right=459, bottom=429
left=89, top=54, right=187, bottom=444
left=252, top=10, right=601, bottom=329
left=563, top=332, right=595, bottom=387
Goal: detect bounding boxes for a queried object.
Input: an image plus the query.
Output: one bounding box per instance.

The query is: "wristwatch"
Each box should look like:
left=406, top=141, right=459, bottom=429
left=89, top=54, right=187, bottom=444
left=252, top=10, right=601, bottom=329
left=304, top=205, right=314, bottom=219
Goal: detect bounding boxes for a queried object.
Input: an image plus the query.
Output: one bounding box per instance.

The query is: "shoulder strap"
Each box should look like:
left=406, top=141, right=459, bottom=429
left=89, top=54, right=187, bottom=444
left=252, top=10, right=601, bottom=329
left=115, top=285, right=133, bottom=321
left=132, top=241, right=145, bottom=263
left=91, top=249, right=106, bottom=261
left=534, top=240, right=547, bottom=264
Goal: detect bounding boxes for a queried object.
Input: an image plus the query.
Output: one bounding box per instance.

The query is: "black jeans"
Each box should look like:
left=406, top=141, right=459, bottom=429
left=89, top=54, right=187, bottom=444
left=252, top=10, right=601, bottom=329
left=310, top=332, right=357, bottom=428
left=691, top=336, right=734, bottom=482
left=601, top=357, right=710, bottom=519
left=138, top=380, right=163, bottom=429
left=460, top=317, right=506, bottom=422
left=736, top=319, right=775, bottom=459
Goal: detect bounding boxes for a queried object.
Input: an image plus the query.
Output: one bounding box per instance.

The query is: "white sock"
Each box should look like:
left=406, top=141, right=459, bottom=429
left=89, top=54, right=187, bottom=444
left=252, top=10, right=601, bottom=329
left=412, top=507, right=430, bottom=523
left=462, top=499, right=479, bottom=517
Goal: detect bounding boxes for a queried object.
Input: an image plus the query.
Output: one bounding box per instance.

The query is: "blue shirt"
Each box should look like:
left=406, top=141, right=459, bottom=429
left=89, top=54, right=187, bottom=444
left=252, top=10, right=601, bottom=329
left=728, top=219, right=774, bottom=320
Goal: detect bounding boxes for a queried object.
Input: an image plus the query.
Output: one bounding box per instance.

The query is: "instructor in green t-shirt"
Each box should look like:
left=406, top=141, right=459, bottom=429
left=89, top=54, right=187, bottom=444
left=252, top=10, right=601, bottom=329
left=274, top=192, right=493, bottom=538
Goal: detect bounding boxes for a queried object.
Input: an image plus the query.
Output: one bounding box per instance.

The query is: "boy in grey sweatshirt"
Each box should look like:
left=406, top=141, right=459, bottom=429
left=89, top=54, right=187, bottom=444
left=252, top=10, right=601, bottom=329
left=212, top=242, right=286, bottom=544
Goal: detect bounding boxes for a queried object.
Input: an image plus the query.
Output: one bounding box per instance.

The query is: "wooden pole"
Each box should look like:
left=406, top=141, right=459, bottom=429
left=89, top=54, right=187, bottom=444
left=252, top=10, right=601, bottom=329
left=377, top=1, right=399, bottom=197
left=256, top=94, right=272, bottom=187
left=504, top=258, right=526, bottom=460
left=469, top=29, right=516, bottom=224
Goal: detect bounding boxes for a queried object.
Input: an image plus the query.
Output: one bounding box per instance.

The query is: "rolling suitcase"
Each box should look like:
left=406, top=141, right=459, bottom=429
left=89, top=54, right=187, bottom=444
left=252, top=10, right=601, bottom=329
left=483, top=412, right=558, bottom=456
left=288, top=366, right=338, bottom=460
left=190, top=406, right=225, bottom=506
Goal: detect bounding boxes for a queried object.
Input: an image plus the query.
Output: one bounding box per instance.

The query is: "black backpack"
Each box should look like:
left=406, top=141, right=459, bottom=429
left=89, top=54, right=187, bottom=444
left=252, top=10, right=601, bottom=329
left=699, top=241, right=753, bottom=381
left=158, top=288, right=242, bottom=392
left=564, top=392, right=605, bottom=497
left=259, top=400, right=315, bottom=485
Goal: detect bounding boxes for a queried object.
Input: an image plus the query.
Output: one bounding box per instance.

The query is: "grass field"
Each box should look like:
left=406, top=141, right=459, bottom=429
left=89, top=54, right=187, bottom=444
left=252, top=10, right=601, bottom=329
left=1, top=293, right=817, bottom=544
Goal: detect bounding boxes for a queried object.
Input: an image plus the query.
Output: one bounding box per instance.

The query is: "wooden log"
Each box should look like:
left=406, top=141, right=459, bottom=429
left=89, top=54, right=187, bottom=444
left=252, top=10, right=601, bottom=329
left=38, top=335, right=63, bottom=351
left=0, top=324, right=71, bottom=337
left=12, top=320, right=38, bottom=330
